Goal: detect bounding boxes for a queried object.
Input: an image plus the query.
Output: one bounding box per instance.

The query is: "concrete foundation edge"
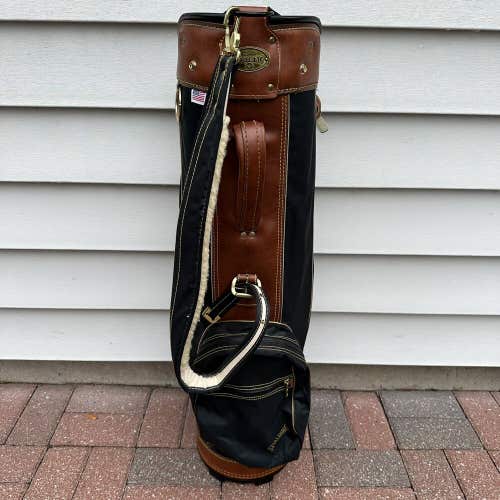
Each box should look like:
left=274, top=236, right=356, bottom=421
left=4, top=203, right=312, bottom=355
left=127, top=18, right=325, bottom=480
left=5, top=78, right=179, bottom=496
left=0, top=361, right=498, bottom=390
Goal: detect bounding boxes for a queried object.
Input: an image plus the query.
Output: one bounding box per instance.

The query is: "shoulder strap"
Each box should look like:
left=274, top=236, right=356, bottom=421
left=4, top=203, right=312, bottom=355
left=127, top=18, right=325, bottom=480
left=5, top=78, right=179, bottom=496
left=170, top=53, right=270, bottom=394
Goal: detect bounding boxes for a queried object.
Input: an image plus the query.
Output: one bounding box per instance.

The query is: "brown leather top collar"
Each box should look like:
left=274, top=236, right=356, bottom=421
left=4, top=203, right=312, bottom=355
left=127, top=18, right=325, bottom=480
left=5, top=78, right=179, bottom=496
left=177, top=16, right=320, bottom=100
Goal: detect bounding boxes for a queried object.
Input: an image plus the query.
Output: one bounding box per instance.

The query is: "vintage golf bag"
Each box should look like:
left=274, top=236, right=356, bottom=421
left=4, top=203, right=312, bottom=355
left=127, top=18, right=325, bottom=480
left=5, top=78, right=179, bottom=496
left=170, top=6, right=323, bottom=481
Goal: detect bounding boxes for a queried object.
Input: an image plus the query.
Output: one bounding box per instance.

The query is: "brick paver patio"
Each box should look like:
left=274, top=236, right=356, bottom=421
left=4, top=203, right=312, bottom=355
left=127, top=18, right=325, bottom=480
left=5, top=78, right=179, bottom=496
left=0, top=384, right=498, bottom=499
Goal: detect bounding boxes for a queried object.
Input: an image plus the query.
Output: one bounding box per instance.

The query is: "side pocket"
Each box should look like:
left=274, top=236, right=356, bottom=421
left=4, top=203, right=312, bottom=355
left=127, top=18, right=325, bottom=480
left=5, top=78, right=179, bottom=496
left=191, top=321, right=310, bottom=469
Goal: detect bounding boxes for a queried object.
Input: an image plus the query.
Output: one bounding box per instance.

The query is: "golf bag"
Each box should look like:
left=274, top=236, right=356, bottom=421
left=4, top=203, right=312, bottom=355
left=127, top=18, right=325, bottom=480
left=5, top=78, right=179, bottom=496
left=170, top=6, right=323, bottom=481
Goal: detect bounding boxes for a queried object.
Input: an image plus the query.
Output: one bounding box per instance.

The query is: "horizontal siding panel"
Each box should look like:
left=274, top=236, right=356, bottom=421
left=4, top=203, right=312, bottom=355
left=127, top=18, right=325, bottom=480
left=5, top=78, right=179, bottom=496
left=3, top=109, right=500, bottom=190
left=1, top=1, right=499, bottom=30
left=1, top=251, right=499, bottom=315
left=2, top=23, right=500, bottom=114
left=1, top=309, right=499, bottom=367
left=0, top=184, right=179, bottom=252
left=2, top=184, right=500, bottom=256
left=0, top=108, right=178, bottom=185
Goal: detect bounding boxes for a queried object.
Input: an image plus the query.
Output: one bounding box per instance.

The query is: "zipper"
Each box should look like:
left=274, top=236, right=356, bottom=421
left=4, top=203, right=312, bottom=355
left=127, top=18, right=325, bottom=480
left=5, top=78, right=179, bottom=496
left=197, top=331, right=300, bottom=354
left=208, top=372, right=294, bottom=401
left=225, top=374, right=291, bottom=393
left=283, top=371, right=297, bottom=434
left=283, top=376, right=293, bottom=398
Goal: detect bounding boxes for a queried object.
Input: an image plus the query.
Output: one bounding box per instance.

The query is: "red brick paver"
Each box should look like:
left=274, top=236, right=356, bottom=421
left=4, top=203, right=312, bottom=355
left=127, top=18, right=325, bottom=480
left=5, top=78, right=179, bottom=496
left=52, top=412, right=142, bottom=446
left=319, top=488, right=415, bottom=499
left=0, top=483, right=28, bottom=499
left=7, top=384, right=73, bottom=445
left=124, top=485, right=221, bottom=499
left=138, top=388, right=187, bottom=448
left=455, top=391, right=500, bottom=450
left=67, top=384, right=150, bottom=414
left=0, top=383, right=499, bottom=498
left=24, top=447, right=88, bottom=499
left=0, top=384, right=35, bottom=443
left=490, top=450, right=500, bottom=472
left=343, top=391, right=396, bottom=450
left=73, top=447, right=134, bottom=499
left=401, top=450, right=463, bottom=499
left=446, top=450, right=500, bottom=499
left=271, top=450, right=318, bottom=499
left=492, top=392, right=500, bottom=406
left=315, top=450, right=409, bottom=488
left=222, top=482, right=270, bottom=499
left=0, top=445, right=45, bottom=483
left=181, top=399, right=198, bottom=448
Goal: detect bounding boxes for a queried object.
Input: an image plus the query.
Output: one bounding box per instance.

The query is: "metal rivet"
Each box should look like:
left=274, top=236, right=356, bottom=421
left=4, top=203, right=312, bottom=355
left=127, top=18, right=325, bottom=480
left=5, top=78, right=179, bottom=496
left=299, top=63, right=308, bottom=74
left=249, top=231, right=256, bottom=237
left=267, top=83, right=275, bottom=91
left=269, top=36, right=276, bottom=43
left=188, top=60, right=197, bottom=71
left=240, top=231, right=247, bottom=237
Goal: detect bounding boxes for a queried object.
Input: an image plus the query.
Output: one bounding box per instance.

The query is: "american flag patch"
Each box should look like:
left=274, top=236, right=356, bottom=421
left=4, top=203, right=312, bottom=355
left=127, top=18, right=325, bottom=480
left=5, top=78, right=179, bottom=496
left=191, top=89, right=207, bottom=105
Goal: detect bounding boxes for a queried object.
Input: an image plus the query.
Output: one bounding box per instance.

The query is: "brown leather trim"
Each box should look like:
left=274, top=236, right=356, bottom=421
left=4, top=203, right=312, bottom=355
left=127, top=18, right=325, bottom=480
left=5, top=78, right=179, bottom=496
left=211, top=95, right=288, bottom=321
left=197, top=436, right=285, bottom=481
left=234, top=120, right=266, bottom=233
left=177, top=18, right=320, bottom=99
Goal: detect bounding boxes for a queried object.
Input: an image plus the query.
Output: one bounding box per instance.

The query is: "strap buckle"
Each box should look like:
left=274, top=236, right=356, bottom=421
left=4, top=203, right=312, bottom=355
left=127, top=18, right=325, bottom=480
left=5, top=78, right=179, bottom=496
left=231, top=274, right=262, bottom=299
left=202, top=306, right=221, bottom=324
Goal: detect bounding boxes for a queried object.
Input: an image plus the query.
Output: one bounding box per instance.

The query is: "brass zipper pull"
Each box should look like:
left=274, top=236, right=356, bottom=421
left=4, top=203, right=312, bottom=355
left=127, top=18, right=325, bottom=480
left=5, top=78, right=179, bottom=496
left=315, top=94, right=329, bottom=133
left=284, top=378, right=290, bottom=397
left=284, top=377, right=295, bottom=397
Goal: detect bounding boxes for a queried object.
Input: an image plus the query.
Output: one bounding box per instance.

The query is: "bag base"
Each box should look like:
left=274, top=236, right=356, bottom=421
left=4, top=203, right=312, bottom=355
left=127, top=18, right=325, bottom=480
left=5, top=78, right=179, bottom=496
left=197, top=436, right=285, bottom=483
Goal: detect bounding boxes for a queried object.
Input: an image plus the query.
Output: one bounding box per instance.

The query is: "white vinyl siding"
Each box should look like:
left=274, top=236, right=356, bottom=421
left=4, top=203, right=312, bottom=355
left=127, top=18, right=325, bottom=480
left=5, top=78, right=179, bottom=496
left=1, top=1, right=499, bottom=367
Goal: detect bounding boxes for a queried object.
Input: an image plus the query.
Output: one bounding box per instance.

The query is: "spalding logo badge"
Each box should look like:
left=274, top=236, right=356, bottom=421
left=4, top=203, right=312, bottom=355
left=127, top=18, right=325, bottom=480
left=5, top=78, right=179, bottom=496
left=237, top=47, right=270, bottom=72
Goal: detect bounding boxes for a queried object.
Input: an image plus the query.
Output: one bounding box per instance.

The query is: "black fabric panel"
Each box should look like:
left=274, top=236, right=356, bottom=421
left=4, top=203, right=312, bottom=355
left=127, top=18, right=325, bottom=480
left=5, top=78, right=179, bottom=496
left=179, top=85, right=205, bottom=195
left=282, top=90, right=316, bottom=348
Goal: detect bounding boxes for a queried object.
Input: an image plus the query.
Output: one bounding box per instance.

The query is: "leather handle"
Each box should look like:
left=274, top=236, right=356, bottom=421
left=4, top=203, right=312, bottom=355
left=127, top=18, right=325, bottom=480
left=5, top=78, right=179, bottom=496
left=233, top=120, right=266, bottom=234
left=233, top=6, right=271, bottom=16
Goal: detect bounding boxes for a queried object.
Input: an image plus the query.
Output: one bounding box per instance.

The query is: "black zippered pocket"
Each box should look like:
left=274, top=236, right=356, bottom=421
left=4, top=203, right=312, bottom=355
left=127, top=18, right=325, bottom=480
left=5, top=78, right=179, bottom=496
left=191, top=321, right=309, bottom=469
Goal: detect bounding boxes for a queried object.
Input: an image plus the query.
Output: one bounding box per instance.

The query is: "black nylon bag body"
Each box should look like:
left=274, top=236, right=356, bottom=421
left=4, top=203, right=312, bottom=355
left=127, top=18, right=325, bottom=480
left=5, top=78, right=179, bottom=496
left=170, top=7, right=321, bottom=477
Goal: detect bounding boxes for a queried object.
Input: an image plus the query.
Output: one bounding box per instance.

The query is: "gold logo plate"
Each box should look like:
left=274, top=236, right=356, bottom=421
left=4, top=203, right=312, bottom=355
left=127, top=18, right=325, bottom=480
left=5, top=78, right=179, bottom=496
left=237, top=47, right=270, bottom=72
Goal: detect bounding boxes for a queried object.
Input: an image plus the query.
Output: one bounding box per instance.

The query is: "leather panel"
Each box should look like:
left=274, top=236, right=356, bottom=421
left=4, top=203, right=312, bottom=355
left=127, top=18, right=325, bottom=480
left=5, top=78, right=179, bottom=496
left=234, top=120, right=266, bottom=233
left=177, top=18, right=320, bottom=98
left=211, top=95, right=289, bottom=322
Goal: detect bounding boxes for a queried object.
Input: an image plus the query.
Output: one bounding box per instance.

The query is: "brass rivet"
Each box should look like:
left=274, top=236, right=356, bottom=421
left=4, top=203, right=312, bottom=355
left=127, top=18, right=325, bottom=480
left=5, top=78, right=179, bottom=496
left=188, top=60, right=197, bottom=71
left=299, top=63, right=308, bottom=74
left=267, top=83, right=275, bottom=91
left=249, top=231, right=256, bottom=237
left=269, top=36, right=276, bottom=43
left=240, top=231, right=247, bottom=237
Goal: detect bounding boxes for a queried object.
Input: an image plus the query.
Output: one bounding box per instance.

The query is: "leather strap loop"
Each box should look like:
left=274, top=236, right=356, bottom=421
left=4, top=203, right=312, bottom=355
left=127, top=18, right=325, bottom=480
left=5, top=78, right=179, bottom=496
left=234, top=120, right=266, bottom=234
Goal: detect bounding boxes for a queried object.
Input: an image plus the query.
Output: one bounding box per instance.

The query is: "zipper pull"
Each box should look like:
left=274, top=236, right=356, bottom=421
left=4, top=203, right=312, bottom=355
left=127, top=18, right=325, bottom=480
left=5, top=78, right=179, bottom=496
left=315, top=94, right=329, bottom=133
left=284, top=377, right=295, bottom=397
left=284, top=378, right=290, bottom=397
